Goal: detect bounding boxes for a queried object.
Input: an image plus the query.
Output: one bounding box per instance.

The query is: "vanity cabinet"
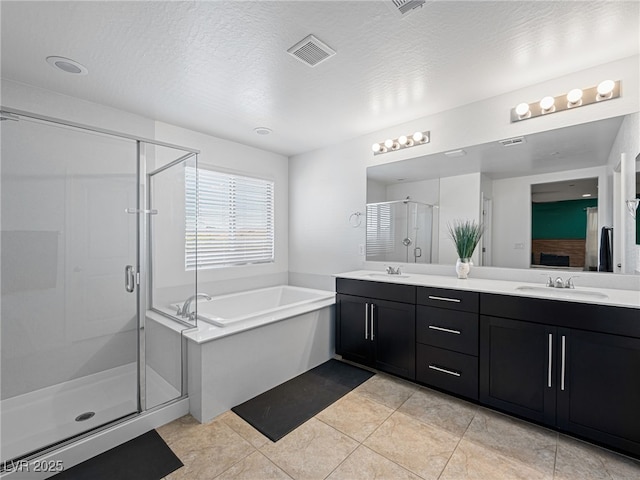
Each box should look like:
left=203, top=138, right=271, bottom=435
left=480, top=293, right=640, bottom=457
left=336, top=278, right=416, bottom=379
left=415, top=287, right=479, bottom=400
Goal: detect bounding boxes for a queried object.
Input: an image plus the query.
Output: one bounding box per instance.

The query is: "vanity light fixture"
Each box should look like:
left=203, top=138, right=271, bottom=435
left=511, top=80, right=621, bottom=122
left=372, top=130, right=430, bottom=155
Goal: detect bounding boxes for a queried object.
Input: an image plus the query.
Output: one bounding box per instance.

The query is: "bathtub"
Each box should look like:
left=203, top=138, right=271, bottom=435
left=172, top=285, right=335, bottom=328
left=174, top=284, right=336, bottom=423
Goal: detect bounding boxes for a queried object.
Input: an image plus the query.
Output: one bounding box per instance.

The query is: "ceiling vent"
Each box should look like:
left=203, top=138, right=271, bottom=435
left=387, top=0, right=426, bottom=16
left=498, top=136, right=526, bottom=147
left=287, top=35, right=336, bottom=67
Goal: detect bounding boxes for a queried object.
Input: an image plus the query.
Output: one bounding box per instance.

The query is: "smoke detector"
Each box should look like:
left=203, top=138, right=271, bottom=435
left=387, top=0, right=426, bottom=17
left=287, top=35, right=336, bottom=67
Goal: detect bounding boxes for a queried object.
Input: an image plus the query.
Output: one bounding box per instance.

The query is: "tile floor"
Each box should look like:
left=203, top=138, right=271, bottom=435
left=158, top=372, right=640, bottom=480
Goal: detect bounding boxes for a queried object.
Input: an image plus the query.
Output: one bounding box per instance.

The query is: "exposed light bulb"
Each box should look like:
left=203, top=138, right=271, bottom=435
left=539, top=96, right=555, bottom=112
left=566, top=88, right=583, bottom=107
left=515, top=103, right=530, bottom=117
left=412, top=131, right=424, bottom=143
left=372, top=143, right=382, bottom=153
left=597, top=80, right=615, bottom=98
left=384, top=138, right=394, bottom=149
left=398, top=135, right=408, bottom=146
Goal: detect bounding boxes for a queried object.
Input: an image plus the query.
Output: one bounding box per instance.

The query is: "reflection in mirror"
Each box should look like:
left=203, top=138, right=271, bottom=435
left=366, top=113, right=638, bottom=273
left=636, top=172, right=640, bottom=245
left=530, top=178, right=599, bottom=271
left=366, top=199, right=435, bottom=263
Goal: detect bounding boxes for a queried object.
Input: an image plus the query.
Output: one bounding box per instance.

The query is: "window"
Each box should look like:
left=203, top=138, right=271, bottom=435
left=366, top=203, right=394, bottom=256
left=185, top=166, right=274, bottom=269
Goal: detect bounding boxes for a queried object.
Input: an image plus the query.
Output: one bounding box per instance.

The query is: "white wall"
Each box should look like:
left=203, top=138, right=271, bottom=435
left=607, top=113, right=640, bottom=274
left=152, top=122, right=290, bottom=304
left=438, top=173, right=482, bottom=265
left=0, top=81, right=290, bottom=400
left=289, top=56, right=639, bottom=288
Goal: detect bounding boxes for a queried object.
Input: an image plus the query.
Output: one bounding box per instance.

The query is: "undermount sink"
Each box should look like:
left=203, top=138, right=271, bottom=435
left=515, top=285, right=609, bottom=300
left=365, top=273, right=411, bottom=279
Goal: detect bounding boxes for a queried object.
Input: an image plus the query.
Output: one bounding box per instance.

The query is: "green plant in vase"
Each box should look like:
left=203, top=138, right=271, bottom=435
left=447, top=219, right=484, bottom=279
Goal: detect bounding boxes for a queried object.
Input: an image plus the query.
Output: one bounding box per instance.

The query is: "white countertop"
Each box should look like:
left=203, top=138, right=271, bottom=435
left=334, top=270, right=640, bottom=309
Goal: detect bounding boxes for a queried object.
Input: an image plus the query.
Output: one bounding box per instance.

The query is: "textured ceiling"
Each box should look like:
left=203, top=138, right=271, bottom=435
left=1, top=1, right=639, bottom=156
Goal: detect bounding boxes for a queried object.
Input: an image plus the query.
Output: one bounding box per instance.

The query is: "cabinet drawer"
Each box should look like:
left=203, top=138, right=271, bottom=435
left=417, top=287, right=479, bottom=313
left=416, top=306, right=478, bottom=356
left=416, top=344, right=478, bottom=400
left=336, top=278, right=415, bottom=304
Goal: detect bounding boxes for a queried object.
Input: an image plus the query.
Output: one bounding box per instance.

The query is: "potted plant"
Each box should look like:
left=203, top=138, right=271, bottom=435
left=447, top=219, right=484, bottom=279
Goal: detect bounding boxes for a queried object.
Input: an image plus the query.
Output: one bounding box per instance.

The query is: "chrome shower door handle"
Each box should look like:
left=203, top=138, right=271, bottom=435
left=125, top=265, right=135, bottom=293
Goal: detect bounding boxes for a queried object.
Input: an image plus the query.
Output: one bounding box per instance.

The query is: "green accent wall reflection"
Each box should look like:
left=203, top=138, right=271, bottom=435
left=532, top=198, right=598, bottom=240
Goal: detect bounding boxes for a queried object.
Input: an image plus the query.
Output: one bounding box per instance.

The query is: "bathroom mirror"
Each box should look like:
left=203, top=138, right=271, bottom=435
left=366, top=113, right=638, bottom=273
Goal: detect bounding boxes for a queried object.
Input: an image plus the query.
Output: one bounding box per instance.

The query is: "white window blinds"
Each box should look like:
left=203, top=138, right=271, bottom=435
left=366, top=203, right=394, bottom=256
left=185, top=166, right=275, bottom=269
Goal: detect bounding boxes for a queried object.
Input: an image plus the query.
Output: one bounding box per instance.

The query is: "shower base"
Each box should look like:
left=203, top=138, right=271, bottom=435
left=0, top=363, right=179, bottom=464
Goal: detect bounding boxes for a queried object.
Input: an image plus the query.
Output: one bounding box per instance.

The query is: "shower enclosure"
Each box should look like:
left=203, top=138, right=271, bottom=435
left=366, top=199, right=435, bottom=263
left=0, top=108, right=198, bottom=469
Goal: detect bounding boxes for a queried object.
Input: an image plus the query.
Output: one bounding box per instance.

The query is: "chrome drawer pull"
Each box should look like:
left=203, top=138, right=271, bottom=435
left=427, top=295, right=461, bottom=303
left=428, top=364, right=461, bottom=377
left=428, top=325, right=461, bottom=335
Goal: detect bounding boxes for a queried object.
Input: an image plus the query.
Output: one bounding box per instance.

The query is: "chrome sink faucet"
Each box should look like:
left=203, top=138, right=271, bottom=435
left=177, top=293, right=212, bottom=319
left=546, top=276, right=577, bottom=289
left=386, top=265, right=402, bottom=275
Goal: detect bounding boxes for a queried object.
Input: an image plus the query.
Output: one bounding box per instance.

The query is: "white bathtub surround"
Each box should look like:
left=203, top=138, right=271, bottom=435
left=176, top=286, right=335, bottom=423
left=172, top=285, right=335, bottom=328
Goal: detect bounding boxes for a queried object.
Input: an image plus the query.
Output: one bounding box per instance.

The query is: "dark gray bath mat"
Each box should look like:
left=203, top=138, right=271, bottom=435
left=52, top=429, right=182, bottom=480
left=232, top=359, right=374, bottom=442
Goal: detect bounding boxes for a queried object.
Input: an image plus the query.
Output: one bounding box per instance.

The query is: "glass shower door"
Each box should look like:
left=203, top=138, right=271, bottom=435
left=0, top=116, right=140, bottom=462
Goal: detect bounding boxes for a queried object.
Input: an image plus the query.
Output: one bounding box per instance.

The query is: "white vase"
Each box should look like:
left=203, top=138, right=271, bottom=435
left=455, top=258, right=471, bottom=279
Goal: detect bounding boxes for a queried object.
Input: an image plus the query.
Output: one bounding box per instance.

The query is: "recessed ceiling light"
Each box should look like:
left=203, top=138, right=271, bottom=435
left=254, top=127, right=272, bottom=135
left=46, top=56, right=88, bottom=75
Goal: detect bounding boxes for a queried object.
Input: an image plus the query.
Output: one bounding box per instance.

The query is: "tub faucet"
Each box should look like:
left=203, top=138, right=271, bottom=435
left=178, top=293, right=212, bottom=319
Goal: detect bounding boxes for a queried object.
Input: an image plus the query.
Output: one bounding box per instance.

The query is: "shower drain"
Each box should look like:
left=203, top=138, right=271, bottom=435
left=75, top=412, right=95, bottom=422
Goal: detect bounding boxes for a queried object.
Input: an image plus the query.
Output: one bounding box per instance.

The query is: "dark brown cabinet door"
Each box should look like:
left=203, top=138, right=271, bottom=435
left=557, top=328, right=640, bottom=457
left=480, top=315, right=557, bottom=426
left=373, top=299, right=415, bottom=379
